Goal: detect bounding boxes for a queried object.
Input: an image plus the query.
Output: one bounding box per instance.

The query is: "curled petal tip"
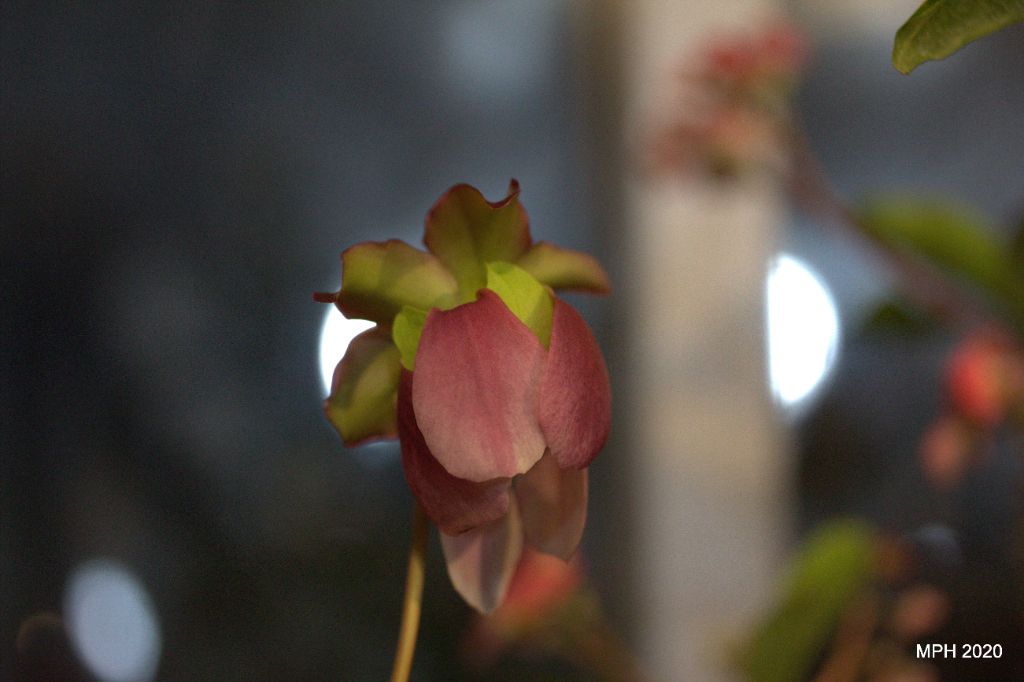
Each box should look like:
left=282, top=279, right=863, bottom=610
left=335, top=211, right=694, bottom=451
left=441, top=498, right=524, bottom=614
left=503, top=178, right=521, bottom=203
left=424, top=183, right=532, bottom=297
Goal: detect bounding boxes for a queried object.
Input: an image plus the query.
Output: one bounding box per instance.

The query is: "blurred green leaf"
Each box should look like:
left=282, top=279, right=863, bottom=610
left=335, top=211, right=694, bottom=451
left=738, top=520, right=875, bottom=682
left=893, top=0, right=1024, bottom=74
left=861, top=296, right=939, bottom=338
left=857, top=197, right=1024, bottom=329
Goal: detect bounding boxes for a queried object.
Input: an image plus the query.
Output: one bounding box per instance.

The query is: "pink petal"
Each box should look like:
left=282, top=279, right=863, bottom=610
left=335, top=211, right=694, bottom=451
left=538, top=300, right=611, bottom=469
left=398, top=371, right=511, bottom=534
left=516, top=451, right=588, bottom=560
left=440, top=497, right=524, bottom=613
left=412, top=289, right=547, bottom=481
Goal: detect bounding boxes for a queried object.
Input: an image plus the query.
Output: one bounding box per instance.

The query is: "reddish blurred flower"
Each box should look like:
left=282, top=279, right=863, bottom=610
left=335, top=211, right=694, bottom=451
left=702, top=22, right=808, bottom=89
left=495, top=548, right=584, bottom=626
left=945, top=331, right=1021, bottom=427
left=946, top=329, right=1011, bottom=421
left=650, top=21, right=809, bottom=180
left=918, top=416, right=974, bottom=490
left=889, top=586, right=950, bottom=641
left=464, top=548, right=584, bottom=665
left=651, top=106, right=786, bottom=179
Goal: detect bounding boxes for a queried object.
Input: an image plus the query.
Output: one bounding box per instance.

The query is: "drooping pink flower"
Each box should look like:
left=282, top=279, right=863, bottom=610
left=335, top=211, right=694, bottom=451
left=317, top=181, right=611, bottom=612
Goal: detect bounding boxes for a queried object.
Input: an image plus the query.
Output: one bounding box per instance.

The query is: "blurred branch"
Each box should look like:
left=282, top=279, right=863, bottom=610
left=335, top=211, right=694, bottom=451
left=786, top=123, right=1007, bottom=334
left=812, top=592, right=879, bottom=682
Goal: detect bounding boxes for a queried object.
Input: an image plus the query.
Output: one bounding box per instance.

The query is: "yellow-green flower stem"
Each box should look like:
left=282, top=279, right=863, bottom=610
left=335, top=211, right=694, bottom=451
left=390, top=503, right=429, bottom=682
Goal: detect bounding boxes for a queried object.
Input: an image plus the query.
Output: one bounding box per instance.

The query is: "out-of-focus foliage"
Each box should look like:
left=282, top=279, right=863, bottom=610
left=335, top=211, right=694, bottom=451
left=858, top=197, right=1024, bottom=332
left=893, top=0, right=1024, bottom=73
left=738, top=520, right=875, bottom=682
left=739, top=524, right=954, bottom=682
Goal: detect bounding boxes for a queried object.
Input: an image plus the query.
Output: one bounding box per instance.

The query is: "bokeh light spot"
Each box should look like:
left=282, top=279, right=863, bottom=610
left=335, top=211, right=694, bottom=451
left=318, top=305, right=375, bottom=395
left=766, top=253, right=841, bottom=412
left=64, top=559, right=161, bottom=682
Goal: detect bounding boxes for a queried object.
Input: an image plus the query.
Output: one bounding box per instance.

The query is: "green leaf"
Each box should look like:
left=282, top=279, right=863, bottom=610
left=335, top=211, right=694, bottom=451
left=893, top=0, right=1024, bottom=74
left=335, top=239, right=458, bottom=325
left=857, top=196, right=1024, bottom=329
left=516, top=241, right=611, bottom=294
left=738, top=520, right=876, bottom=682
left=324, top=327, right=401, bottom=445
left=392, top=306, right=429, bottom=371
left=423, top=181, right=532, bottom=301
left=485, top=261, right=554, bottom=347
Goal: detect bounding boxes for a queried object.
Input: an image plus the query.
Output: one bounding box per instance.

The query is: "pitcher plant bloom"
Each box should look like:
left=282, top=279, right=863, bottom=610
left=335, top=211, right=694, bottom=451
left=315, top=181, right=611, bottom=614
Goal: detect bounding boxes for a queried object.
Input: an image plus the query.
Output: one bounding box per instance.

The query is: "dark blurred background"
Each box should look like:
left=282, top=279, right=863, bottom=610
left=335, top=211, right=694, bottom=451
left=3, top=1, right=1024, bottom=680
left=2, top=2, right=608, bottom=679
left=791, top=11, right=1024, bottom=680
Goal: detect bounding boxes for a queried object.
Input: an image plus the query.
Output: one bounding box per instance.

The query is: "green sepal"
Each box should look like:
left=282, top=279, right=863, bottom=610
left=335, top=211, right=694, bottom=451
left=335, top=239, right=458, bottom=325
left=485, top=261, right=554, bottom=348
left=893, top=0, right=1024, bottom=74
left=392, top=306, right=429, bottom=371
left=324, top=327, right=402, bottom=445
left=423, top=181, right=532, bottom=301
left=516, top=241, right=611, bottom=294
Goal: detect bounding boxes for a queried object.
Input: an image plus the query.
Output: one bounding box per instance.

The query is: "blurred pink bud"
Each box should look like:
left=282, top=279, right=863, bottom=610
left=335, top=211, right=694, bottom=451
left=945, top=333, right=1013, bottom=427
left=890, top=586, right=950, bottom=641
left=706, top=40, right=759, bottom=81
left=499, top=547, right=584, bottom=623
left=755, top=23, right=809, bottom=76
left=918, top=416, right=973, bottom=489
left=706, top=106, right=786, bottom=171
left=873, top=536, right=916, bottom=585
left=463, top=548, right=584, bottom=666
left=703, top=21, right=809, bottom=85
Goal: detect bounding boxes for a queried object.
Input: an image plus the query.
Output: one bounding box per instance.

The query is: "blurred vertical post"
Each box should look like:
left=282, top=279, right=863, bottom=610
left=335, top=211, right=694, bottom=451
left=574, top=1, right=789, bottom=679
